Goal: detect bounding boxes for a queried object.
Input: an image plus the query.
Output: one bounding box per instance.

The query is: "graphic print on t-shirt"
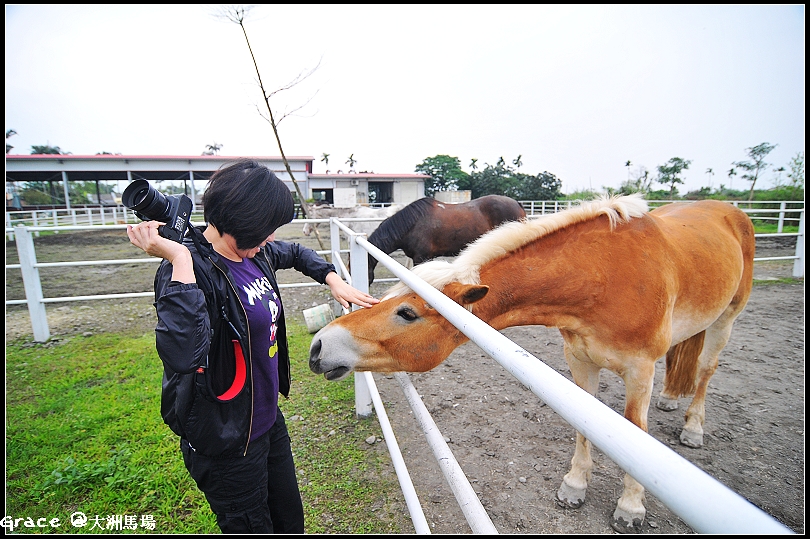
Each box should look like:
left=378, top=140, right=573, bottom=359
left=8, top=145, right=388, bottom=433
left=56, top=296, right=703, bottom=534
left=240, top=276, right=280, bottom=358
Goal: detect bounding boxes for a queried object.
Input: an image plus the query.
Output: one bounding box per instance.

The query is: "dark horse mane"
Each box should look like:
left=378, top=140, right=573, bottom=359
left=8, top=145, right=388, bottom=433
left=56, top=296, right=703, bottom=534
left=367, top=197, right=437, bottom=254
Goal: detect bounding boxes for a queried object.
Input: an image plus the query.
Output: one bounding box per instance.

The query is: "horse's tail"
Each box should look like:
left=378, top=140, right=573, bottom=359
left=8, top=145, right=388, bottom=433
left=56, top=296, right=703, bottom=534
left=663, top=330, right=705, bottom=398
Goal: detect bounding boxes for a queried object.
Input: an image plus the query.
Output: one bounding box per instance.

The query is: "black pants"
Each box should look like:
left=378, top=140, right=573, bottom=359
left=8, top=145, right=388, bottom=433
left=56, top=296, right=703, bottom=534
left=181, top=409, right=305, bottom=533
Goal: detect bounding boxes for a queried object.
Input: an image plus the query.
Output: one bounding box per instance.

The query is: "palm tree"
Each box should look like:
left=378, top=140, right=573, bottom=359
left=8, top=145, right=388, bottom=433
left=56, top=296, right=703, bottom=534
left=31, top=144, right=63, bottom=155
left=346, top=154, right=356, bottom=171
left=773, top=166, right=786, bottom=187
left=202, top=142, right=222, bottom=156
left=705, top=168, right=714, bottom=190
left=470, top=158, right=478, bottom=172
left=6, top=129, right=17, bottom=154
left=626, top=160, right=632, bottom=182
left=727, top=167, right=737, bottom=191
left=512, top=155, right=523, bottom=169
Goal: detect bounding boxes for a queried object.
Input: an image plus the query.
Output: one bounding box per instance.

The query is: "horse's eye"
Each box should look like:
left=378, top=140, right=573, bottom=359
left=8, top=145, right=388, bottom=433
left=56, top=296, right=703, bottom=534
left=396, top=307, right=418, bottom=322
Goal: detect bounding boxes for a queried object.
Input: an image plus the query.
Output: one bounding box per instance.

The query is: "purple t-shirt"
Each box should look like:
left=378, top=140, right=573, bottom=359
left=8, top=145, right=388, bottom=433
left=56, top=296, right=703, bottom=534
left=220, top=256, right=282, bottom=441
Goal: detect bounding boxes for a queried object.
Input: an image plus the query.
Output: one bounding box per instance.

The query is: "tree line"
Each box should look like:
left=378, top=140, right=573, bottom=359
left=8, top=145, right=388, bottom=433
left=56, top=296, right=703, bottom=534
left=415, top=155, right=563, bottom=200
left=416, top=144, right=804, bottom=202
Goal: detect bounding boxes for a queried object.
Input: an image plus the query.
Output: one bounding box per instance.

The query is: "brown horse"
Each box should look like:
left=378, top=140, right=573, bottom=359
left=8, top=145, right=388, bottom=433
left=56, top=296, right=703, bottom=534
left=365, top=195, right=526, bottom=283
left=309, top=194, right=755, bottom=532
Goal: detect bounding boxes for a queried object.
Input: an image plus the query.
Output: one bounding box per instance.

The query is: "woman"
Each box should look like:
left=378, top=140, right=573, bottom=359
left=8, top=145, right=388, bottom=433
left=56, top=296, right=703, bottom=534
left=127, top=159, right=378, bottom=533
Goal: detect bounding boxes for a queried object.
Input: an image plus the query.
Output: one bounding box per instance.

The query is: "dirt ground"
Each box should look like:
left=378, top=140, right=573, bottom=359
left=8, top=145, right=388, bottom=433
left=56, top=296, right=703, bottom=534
left=5, top=222, right=805, bottom=534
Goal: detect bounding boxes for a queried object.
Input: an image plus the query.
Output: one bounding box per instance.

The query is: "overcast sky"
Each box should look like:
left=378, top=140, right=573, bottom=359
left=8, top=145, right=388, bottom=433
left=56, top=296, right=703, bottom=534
left=5, top=4, right=805, bottom=194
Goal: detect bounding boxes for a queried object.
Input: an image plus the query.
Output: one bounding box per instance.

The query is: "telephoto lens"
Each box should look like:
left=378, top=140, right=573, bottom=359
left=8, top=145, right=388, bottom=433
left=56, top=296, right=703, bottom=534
left=122, top=179, right=172, bottom=222
left=122, top=179, right=192, bottom=243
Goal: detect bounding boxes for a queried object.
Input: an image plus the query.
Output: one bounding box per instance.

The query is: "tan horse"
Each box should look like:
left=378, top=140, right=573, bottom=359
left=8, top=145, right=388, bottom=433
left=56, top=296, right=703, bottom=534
left=309, top=194, right=755, bottom=532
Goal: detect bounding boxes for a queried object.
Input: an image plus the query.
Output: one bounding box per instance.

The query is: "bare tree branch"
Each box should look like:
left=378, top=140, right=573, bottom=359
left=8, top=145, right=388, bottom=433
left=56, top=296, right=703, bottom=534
left=216, top=4, right=327, bottom=250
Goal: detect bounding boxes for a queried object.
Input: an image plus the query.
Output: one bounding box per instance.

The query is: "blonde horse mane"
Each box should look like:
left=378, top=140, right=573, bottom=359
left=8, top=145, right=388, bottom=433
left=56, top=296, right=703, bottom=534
left=383, top=193, right=648, bottom=300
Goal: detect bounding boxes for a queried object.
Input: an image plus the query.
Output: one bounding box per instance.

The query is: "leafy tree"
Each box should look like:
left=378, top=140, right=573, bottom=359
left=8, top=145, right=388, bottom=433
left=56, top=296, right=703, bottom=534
left=67, top=180, right=117, bottom=205
left=20, top=182, right=57, bottom=205
left=30, top=144, right=65, bottom=155
left=509, top=171, right=562, bottom=200
left=655, top=157, right=691, bottom=197
left=459, top=161, right=516, bottom=199
left=415, top=155, right=470, bottom=197
left=6, top=129, right=17, bottom=154
left=618, top=166, right=653, bottom=195
left=732, top=142, right=777, bottom=201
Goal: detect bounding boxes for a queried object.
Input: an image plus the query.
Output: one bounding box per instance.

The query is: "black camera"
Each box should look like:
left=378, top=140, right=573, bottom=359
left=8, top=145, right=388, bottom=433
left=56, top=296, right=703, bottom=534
left=122, top=179, right=193, bottom=243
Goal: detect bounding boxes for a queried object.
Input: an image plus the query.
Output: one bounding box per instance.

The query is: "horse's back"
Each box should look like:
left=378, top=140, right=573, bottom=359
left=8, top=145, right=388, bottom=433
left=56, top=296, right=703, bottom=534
left=473, top=195, right=527, bottom=225
left=650, top=200, right=755, bottom=269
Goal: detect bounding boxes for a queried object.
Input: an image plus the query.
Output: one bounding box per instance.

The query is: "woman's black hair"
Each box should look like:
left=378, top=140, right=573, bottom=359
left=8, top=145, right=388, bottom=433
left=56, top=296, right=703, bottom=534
left=202, top=159, right=295, bottom=249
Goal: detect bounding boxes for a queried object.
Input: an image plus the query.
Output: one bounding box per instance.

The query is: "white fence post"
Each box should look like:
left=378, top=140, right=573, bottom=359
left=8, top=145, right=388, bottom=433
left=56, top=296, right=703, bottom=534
left=329, top=218, right=342, bottom=275
left=14, top=225, right=50, bottom=342
left=349, top=228, right=374, bottom=418
left=778, top=201, right=786, bottom=233
left=793, top=209, right=804, bottom=278
left=6, top=212, right=13, bottom=241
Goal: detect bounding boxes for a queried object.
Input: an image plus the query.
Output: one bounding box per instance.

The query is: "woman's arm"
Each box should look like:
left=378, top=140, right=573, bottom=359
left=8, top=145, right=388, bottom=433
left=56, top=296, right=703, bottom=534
left=265, top=240, right=379, bottom=310
left=128, top=220, right=210, bottom=373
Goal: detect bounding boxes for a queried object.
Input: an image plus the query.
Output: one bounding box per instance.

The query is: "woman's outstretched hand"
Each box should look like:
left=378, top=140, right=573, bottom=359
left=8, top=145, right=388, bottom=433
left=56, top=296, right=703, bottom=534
left=325, top=272, right=380, bottom=310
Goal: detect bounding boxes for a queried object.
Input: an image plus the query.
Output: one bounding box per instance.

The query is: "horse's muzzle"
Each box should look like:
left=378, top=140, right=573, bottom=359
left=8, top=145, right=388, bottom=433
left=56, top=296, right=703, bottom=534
left=309, top=334, right=353, bottom=381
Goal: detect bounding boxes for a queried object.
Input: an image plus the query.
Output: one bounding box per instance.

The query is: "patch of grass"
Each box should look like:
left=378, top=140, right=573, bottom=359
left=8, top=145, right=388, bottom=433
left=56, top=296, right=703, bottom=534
left=753, top=277, right=803, bottom=286
left=5, top=322, right=406, bottom=534
left=751, top=223, right=800, bottom=234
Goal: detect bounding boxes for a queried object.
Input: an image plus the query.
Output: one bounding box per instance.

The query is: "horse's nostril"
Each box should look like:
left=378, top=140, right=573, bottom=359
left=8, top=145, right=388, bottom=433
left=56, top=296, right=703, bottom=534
left=309, top=339, right=322, bottom=368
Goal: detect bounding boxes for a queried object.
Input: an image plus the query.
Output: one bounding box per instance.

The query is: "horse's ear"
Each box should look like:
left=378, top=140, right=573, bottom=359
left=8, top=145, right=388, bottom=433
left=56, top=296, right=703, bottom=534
left=444, top=283, right=489, bottom=305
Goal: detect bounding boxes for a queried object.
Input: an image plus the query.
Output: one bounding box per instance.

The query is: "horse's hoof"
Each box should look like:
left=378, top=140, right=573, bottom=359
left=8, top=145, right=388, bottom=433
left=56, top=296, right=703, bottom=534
left=611, top=508, right=645, bottom=534
left=656, top=396, right=679, bottom=411
left=680, top=428, right=704, bottom=448
left=555, top=481, right=586, bottom=509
